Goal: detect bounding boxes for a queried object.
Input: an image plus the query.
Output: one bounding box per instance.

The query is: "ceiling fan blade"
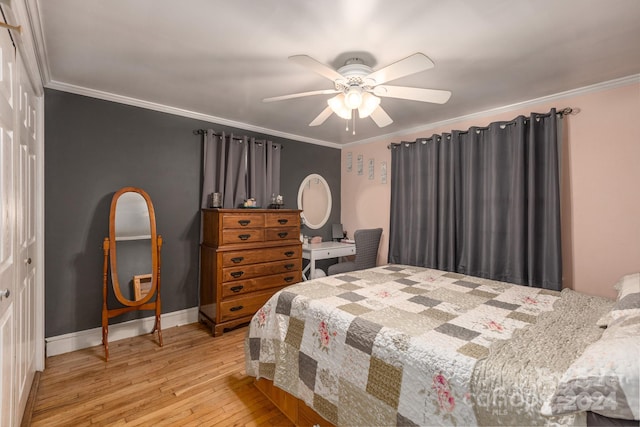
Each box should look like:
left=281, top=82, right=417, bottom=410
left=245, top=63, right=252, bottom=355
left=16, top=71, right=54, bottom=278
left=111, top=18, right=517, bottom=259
left=263, top=89, right=338, bottom=103
left=373, top=85, right=452, bottom=104
left=289, top=55, right=344, bottom=81
left=309, top=106, right=333, bottom=127
left=366, top=53, right=435, bottom=85
left=369, top=105, right=393, bottom=128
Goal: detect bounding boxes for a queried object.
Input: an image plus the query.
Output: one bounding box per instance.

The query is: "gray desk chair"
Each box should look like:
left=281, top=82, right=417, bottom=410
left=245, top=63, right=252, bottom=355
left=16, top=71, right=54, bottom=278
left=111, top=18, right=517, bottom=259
left=327, top=228, right=382, bottom=275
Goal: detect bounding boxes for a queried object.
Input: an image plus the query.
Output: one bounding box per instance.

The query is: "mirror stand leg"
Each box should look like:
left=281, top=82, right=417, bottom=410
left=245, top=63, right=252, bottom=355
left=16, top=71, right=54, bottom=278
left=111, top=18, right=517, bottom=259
left=102, top=325, right=109, bottom=361
left=153, top=315, right=163, bottom=347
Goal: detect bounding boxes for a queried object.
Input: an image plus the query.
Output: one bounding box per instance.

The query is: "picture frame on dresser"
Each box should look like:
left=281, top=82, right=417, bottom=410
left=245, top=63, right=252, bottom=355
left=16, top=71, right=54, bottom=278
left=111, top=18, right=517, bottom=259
left=199, top=208, right=303, bottom=336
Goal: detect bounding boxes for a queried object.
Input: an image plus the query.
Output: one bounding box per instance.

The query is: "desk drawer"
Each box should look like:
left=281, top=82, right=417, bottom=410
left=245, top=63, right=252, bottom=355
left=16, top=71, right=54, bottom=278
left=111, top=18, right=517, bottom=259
left=221, top=271, right=301, bottom=297
left=222, top=245, right=301, bottom=267
left=223, top=259, right=301, bottom=282
left=219, top=288, right=285, bottom=322
left=265, top=212, right=300, bottom=228
left=265, top=227, right=299, bottom=242
left=221, top=228, right=264, bottom=245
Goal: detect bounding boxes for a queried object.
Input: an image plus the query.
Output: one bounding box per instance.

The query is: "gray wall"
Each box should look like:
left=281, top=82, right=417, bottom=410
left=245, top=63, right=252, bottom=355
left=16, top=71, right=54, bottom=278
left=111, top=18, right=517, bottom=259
left=45, top=89, right=341, bottom=337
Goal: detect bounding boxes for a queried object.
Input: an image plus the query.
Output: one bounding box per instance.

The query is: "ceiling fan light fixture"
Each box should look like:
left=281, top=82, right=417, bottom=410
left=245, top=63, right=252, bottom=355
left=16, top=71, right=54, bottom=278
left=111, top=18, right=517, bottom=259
left=358, top=92, right=381, bottom=118
left=328, top=94, right=352, bottom=120
left=344, top=86, right=363, bottom=109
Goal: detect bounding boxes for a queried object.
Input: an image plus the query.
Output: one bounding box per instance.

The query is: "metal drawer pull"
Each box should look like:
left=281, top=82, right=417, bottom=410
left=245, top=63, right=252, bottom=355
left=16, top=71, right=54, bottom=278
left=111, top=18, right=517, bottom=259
left=277, top=232, right=288, bottom=238
left=277, top=219, right=288, bottom=224
left=230, top=285, right=244, bottom=293
left=231, top=271, right=244, bottom=278
left=229, top=305, right=244, bottom=312
left=231, top=257, right=244, bottom=263
left=284, top=263, right=295, bottom=270
left=238, top=220, right=251, bottom=226
left=238, top=234, right=251, bottom=240
left=284, top=276, right=294, bottom=282
left=284, top=251, right=295, bottom=257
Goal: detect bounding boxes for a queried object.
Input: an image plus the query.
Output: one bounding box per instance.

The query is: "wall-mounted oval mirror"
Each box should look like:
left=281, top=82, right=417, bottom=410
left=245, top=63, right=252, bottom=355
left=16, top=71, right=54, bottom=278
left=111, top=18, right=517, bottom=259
left=102, top=186, right=163, bottom=360
left=297, top=174, right=332, bottom=229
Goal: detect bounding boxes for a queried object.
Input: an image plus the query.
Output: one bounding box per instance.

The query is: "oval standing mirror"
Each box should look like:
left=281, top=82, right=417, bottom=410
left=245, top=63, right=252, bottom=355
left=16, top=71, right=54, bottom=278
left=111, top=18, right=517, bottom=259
left=102, top=186, right=163, bottom=361
left=297, top=174, right=332, bottom=229
left=109, top=187, right=157, bottom=306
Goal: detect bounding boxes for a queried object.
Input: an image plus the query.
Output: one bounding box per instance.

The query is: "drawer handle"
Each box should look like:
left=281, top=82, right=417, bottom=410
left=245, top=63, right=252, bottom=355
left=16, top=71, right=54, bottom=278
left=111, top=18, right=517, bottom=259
left=277, top=219, right=288, bottom=224
left=229, top=305, right=244, bottom=312
left=238, top=220, right=251, bottom=226
left=230, top=285, right=244, bottom=293
left=284, top=263, right=295, bottom=270
left=284, top=276, right=294, bottom=283
left=231, top=256, right=244, bottom=263
left=238, top=234, right=251, bottom=240
left=231, top=271, right=244, bottom=278
left=284, top=251, right=295, bottom=257
left=277, top=232, right=288, bottom=238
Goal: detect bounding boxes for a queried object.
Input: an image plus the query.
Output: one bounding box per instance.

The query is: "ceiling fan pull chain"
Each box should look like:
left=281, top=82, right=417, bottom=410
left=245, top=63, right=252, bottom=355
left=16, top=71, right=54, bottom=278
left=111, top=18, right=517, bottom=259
left=352, top=115, right=356, bottom=135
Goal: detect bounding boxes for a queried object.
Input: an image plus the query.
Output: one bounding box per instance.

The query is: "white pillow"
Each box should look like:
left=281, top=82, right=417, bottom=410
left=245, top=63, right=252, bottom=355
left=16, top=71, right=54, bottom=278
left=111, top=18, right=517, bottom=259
left=596, top=273, right=640, bottom=327
left=541, top=313, right=640, bottom=420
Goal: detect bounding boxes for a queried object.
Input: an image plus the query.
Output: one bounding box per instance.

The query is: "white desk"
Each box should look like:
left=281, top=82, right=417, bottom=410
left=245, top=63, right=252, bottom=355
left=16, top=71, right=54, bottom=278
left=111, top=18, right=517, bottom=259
left=302, top=241, right=356, bottom=280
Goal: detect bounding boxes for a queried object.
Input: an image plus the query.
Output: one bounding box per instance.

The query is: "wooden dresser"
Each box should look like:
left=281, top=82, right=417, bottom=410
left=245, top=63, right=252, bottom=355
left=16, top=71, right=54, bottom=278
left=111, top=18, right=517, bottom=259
left=199, top=208, right=302, bottom=336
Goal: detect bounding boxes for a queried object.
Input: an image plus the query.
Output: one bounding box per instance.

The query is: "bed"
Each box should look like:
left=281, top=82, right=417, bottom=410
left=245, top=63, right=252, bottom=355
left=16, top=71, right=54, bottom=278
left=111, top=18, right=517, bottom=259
left=245, top=265, right=640, bottom=426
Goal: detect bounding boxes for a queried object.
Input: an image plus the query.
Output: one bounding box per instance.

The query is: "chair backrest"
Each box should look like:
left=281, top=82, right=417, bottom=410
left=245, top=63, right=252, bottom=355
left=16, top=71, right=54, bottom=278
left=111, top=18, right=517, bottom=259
left=354, top=228, right=383, bottom=270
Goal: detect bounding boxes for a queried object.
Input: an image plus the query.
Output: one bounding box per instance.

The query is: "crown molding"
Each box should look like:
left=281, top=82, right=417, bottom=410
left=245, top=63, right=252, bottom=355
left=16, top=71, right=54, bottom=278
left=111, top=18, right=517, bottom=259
left=23, top=0, right=50, bottom=86
left=343, top=74, right=640, bottom=147
left=45, top=80, right=343, bottom=149
left=45, top=72, right=638, bottom=151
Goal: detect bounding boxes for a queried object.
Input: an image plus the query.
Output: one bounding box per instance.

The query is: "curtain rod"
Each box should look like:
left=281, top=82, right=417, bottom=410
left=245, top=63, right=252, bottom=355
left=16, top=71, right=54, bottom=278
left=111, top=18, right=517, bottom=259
left=387, top=107, right=577, bottom=149
left=193, top=128, right=283, bottom=148
left=193, top=129, right=244, bottom=142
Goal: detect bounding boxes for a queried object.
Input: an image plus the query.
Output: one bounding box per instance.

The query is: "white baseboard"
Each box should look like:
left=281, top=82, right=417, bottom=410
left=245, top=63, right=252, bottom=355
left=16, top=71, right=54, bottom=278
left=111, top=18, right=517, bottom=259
left=45, top=307, right=199, bottom=357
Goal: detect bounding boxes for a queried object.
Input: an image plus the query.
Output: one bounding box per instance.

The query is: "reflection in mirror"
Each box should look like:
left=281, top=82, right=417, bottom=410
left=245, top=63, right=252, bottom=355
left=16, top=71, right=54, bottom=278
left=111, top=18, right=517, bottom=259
left=115, top=192, right=151, bottom=240
left=115, top=240, right=152, bottom=301
left=297, top=174, right=332, bottom=229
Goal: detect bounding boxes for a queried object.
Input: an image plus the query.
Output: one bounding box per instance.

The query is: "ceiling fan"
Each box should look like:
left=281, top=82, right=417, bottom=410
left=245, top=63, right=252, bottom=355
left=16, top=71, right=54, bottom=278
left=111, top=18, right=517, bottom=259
left=263, top=53, right=451, bottom=128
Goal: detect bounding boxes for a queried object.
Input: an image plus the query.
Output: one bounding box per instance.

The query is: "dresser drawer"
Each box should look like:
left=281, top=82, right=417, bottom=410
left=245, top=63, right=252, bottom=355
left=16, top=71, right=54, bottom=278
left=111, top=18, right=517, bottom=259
left=221, top=212, right=265, bottom=229
left=265, top=227, right=299, bottom=242
left=221, top=271, right=301, bottom=297
left=265, top=212, right=300, bottom=228
left=219, top=288, right=285, bottom=322
left=222, top=245, right=301, bottom=267
left=221, top=228, right=265, bottom=245
left=223, top=259, right=301, bottom=282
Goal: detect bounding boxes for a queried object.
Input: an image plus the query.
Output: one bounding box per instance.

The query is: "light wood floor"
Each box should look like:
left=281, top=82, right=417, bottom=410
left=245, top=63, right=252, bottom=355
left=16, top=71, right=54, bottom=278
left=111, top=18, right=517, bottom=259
left=28, top=323, right=294, bottom=426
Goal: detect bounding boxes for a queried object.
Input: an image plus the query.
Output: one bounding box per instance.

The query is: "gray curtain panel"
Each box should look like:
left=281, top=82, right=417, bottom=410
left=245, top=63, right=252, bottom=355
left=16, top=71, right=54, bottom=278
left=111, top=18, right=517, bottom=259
left=201, top=130, right=247, bottom=209
left=201, top=131, right=281, bottom=209
left=389, top=109, right=562, bottom=290
left=247, top=137, right=281, bottom=208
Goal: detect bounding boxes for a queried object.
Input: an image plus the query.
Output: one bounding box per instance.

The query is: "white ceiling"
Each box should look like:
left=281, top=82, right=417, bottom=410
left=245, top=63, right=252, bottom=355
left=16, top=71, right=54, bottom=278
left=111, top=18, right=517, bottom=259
left=33, top=0, right=640, bottom=146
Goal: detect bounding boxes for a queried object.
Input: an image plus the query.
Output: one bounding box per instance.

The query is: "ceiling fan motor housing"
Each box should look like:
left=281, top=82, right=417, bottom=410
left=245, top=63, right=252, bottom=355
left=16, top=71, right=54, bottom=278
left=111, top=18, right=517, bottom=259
left=335, top=61, right=375, bottom=92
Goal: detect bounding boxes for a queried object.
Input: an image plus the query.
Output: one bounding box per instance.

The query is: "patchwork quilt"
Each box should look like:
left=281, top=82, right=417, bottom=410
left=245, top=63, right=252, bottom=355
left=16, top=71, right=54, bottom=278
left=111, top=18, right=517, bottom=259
left=245, top=265, right=561, bottom=426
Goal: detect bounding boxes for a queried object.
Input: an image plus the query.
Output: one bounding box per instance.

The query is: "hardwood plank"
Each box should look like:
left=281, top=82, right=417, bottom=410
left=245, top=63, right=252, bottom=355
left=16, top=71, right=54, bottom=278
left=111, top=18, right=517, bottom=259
left=28, top=323, right=294, bottom=426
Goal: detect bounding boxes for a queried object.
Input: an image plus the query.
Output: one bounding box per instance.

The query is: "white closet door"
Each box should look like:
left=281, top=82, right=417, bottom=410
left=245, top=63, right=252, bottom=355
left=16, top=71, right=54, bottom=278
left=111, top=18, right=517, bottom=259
left=15, top=53, right=37, bottom=420
left=0, top=10, right=40, bottom=422
left=0, top=24, right=17, bottom=427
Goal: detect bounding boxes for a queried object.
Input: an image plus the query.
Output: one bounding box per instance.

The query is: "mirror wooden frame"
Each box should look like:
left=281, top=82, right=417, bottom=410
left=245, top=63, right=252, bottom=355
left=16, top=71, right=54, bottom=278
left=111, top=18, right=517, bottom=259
left=102, top=186, right=163, bottom=361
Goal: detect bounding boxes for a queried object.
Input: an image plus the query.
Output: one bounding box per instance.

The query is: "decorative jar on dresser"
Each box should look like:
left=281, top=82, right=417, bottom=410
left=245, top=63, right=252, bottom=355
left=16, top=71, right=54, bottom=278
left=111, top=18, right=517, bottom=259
left=199, top=208, right=302, bottom=336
